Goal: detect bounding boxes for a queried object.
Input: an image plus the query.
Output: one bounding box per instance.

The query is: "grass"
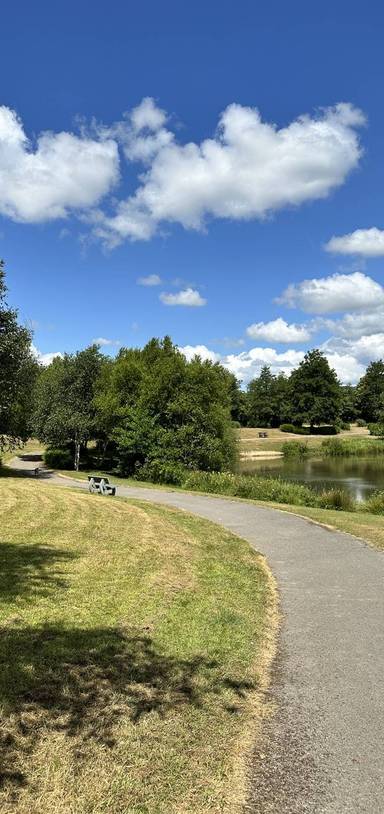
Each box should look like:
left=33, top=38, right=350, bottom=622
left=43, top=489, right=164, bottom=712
left=0, top=478, right=274, bottom=814
left=321, top=437, right=384, bottom=456
left=239, top=424, right=370, bottom=456
left=1, top=439, right=45, bottom=467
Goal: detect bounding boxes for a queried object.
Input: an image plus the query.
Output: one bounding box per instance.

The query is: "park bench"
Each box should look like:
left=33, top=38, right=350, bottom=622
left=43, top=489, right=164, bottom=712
left=88, top=476, right=116, bottom=496
left=258, top=432, right=268, bottom=438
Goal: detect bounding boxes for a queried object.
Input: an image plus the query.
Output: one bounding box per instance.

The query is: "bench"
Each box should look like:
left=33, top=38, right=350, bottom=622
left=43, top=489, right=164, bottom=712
left=88, top=476, right=116, bottom=496
left=258, top=432, right=268, bottom=438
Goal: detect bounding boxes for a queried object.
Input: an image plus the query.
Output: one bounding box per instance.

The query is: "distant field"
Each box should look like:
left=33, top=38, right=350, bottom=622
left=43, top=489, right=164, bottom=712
left=0, top=478, right=273, bottom=814
left=239, top=425, right=370, bottom=455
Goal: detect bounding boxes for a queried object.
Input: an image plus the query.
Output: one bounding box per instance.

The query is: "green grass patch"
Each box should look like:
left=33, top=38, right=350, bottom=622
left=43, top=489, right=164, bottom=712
left=321, top=437, right=384, bottom=457
left=0, top=478, right=273, bottom=814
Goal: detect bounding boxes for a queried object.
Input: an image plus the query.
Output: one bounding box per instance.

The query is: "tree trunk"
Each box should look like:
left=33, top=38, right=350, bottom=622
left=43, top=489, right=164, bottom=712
left=74, top=440, right=81, bottom=471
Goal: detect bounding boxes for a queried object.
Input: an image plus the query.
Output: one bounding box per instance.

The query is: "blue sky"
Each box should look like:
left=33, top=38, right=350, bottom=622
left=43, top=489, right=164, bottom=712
left=2, top=0, right=384, bottom=384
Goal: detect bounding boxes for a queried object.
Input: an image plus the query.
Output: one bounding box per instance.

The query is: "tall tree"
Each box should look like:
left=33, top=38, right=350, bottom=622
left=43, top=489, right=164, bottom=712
left=246, top=367, right=290, bottom=427
left=0, top=260, right=37, bottom=451
left=33, top=345, right=105, bottom=469
left=288, top=349, right=341, bottom=428
left=355, top=360, right=384, bottom=422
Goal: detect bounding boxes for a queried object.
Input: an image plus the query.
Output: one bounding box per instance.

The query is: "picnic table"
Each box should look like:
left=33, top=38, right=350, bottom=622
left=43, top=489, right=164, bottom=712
left=88, top=476, right=116, bottom=496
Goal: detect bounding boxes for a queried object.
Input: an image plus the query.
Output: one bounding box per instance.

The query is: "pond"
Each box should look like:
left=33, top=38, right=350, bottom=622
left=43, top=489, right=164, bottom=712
left=239, top=456, right=384, bottom=501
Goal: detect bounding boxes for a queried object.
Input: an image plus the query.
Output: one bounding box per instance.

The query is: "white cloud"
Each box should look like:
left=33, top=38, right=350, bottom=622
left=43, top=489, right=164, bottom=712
left=246, top=317, right=311, bottom=343
left=97, top=101, right=365, bottom=244
left=32, top=344, right=63, bottom=366
left=137, top=273, right=162, bottom=286
left=159, top=287, right=206, bottom=306
left=179, top=344, right=220, bottom=363
left=325, top=227, right=384, bottom=257
left=92, top=337, right=120, bottom=346
left=222, top=347, right=305, bottom=384
left=323, top=351, right=365, bottom=383
left=278, top=271, right=384, bottom=314
left=0, top=106, right=119, bottom=223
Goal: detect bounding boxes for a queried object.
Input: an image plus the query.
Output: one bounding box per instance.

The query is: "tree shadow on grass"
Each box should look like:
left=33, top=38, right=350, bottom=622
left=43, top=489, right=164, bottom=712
left=0, top=625, right=256, bottom=793
left=0, top=542, right=78, bottom=603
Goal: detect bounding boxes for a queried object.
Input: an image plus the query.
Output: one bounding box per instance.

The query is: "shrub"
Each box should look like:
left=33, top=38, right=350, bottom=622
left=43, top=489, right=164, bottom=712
left=280, top=423, right=296, bottom=433
left=282, top=441, right=309, bottom=458
left=321, top=437, right=384, bottom=457
left=337, top=421, right=351, bottom=431
left=309, top=425, right=339, bottom=435
left=363, top=491, right=384, bottom=514
left=356, top=418, right=367, bottom=427
left=318, top=488, right=356, bottom=512
left=44, top=447, right=73, bottom=469
left=368, top=423, right=384, bottom=437
left=182, top=470, right=317, bottom=507
left=137, top=459, right=186, bottom=485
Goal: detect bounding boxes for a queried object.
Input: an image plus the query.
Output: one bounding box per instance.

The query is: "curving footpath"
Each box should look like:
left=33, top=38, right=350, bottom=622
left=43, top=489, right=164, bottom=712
left=8, top=457, right=384, bottom=812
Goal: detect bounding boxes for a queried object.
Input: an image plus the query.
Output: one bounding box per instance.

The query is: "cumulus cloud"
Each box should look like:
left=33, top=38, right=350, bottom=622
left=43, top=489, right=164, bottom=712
left=179, top=344, right=220, bottom=363
left=278, top=272, right=384, bottom=314
left=325, top=227, right=384, bottom=257
left=246, top=317, right=311, bottom=343
left=32, top=344, right=63, bottom=366
left=97, top=101, right=365, bottom=245
left=0, top=106, right=119, bottom=223
left=137, top=273, right=162, bottom=286
left=222, top=347, right=305, bottom=383
left=92, top=337, right=120, bottom=346
left=159, top=287, right=206, bottom=306
left=322, top=351, right=365, bottom=384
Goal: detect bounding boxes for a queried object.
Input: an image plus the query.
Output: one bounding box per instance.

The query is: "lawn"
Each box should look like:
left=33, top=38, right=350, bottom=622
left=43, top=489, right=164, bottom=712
left=239, top=424, right=370, bottom=456
left=0, top=478, right=274, bottom=814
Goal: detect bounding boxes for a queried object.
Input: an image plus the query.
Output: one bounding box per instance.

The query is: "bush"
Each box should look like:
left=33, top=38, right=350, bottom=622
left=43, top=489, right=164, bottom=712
left=356, top=418, right=366, bottom=427
left=280, top=423, right=296, bottom=433
left=44, top=447, right=73, bottom=469
left=282, top=441, right=309, bottom=458
left=318, top=488, right=356, bottom=511
left=182, top=470, right=317, bottom=507
left=363, top=491, right=384, bottom=514
left=309, top=425, right=339, bottom=435
left=321, top=437, right=384, bottom=457
left=137, top=459, right=186, bottom=485
left=368, top=423, right=384, bottom=437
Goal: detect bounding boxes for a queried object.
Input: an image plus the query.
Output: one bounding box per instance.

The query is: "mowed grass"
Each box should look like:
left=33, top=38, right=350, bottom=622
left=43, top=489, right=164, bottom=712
left=239, top=425, right=370, bottom=455
left=0, top=478, right=274, bottom=814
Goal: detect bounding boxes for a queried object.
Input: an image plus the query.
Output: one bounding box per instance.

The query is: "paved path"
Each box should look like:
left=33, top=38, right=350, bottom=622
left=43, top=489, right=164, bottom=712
left=7, top=458, right=384, bottom=812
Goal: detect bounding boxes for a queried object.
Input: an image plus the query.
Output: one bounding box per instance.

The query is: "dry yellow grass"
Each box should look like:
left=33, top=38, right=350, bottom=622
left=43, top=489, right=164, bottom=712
left=0, top=478, right=274, bottom=814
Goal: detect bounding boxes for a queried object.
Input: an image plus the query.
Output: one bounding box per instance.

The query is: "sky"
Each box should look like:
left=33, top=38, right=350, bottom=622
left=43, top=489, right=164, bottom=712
left=2, top=0, right=384, bottom=385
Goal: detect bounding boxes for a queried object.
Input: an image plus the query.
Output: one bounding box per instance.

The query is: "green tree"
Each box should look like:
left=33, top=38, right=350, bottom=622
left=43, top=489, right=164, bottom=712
left=95, top=337, right=236, bottom=478
left=0, top=261, right=38, bottom=451
left=288, top=349, right=341, bottom=428
left=246, top=366, right=275, bottom=427
left=355, top=360, right=384, bottom=422
left=340, top=385, right=358, bottom=422
left=33, top=345, right=105, bottom=469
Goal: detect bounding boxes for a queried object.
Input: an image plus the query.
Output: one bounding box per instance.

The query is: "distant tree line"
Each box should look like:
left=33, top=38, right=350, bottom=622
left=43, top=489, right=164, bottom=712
left=2, top=260, right=384, bottom=481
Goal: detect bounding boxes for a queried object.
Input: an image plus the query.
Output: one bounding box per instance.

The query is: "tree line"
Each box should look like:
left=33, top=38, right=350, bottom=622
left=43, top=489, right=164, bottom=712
left=2, top=261, right=384, bottom=480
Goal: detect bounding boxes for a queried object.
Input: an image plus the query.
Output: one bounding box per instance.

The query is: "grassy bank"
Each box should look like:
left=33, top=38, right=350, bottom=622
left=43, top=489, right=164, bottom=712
left=239, top=424, right=369, bottom=456
left=0, top=478, right=274, bottom=814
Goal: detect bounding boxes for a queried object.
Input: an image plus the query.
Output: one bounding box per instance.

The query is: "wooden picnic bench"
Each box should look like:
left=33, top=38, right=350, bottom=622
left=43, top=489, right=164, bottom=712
left=88, top=476, right=116, bottom=496
left=258, top=431, right=268, bottom=438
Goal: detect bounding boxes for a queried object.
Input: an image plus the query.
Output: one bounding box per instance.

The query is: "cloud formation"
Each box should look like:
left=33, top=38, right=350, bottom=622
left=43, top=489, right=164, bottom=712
left=179, top=344, right=220, bottom=362
left=32, top=344, right=63, bottom=366
left=0, top=106, right=119, bottom=222
left=278, top=271, right=384, bottom=314
left=326, top=227, right=384, bottom=257
left=95, top=100, right=365, bottom=244
left=246, top=317, right=311, bottom=343
left=93, top=337, right=120, bottom=346
left=137, top=274, right=162, bottom=286
left=159, top=287, right=206, bottom=306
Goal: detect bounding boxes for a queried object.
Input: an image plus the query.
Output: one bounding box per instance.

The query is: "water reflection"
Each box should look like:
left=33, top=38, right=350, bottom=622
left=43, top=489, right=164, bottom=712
left=239, top=457, right=384, bottom=501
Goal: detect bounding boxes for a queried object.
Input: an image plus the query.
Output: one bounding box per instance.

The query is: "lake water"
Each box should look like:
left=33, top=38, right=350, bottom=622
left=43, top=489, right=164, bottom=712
left=239, top=457, right=384, bottom=501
